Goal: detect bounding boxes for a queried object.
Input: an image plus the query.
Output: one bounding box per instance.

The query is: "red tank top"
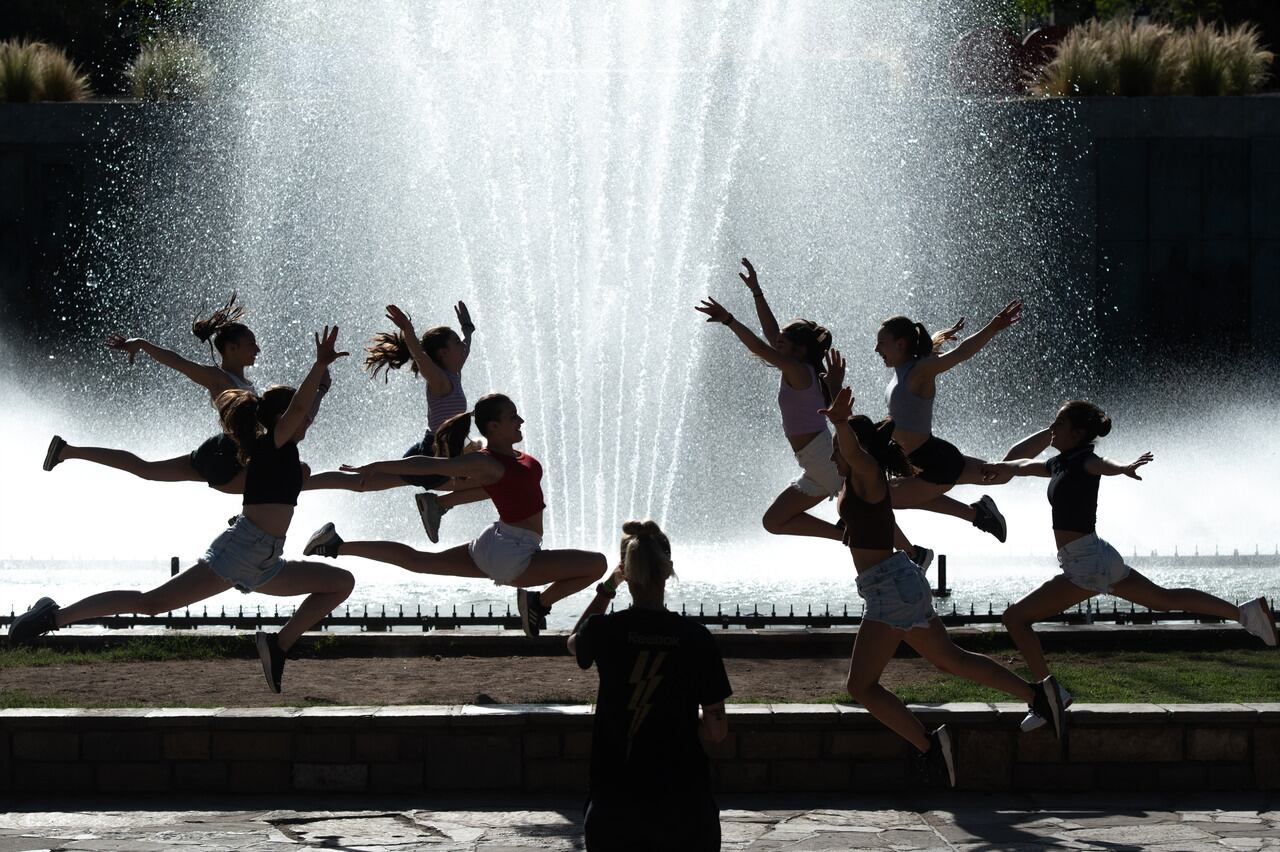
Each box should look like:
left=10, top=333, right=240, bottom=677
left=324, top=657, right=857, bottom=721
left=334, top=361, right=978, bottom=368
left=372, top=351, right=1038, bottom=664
left=481, top=449, right=545, bottom=524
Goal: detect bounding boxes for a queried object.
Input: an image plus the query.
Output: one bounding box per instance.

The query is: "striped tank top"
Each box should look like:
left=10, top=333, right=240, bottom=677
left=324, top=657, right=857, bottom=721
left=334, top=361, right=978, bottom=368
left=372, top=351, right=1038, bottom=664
left=427, top=369, right=467, bottom=433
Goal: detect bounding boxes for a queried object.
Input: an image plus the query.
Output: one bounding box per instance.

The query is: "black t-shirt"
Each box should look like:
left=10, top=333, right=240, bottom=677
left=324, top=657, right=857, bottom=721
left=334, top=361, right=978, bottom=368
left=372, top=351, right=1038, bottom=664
left=1046, top=445, right=1100, bottom=534
left=576, top=607, right=732, bottom=802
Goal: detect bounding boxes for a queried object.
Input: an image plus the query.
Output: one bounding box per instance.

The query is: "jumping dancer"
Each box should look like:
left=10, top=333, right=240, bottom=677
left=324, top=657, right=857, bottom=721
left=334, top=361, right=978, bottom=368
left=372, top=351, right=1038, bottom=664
left=876, top=303, right=1024, bottom=543
left=694, top=258, right=844, bottom=541
left=302, top=393, right=606, bottom=637
left=822, top=385, right=1065, bottom=787
left=985, top=400, right=1278, bottom=730
left=305, top=302, right=484, bottom=543
left=10, top=326, right=355, bottom=694
left=568, top=520, right=731, bottom=851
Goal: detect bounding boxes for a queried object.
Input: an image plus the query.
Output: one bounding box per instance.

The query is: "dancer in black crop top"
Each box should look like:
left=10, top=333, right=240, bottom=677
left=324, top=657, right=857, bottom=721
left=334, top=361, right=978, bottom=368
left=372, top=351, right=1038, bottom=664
left=10, top=326, right=356, bottom=695
left=986, top=400, right=1278, bottom=730
left=820, top=380, right=1067, bottom=787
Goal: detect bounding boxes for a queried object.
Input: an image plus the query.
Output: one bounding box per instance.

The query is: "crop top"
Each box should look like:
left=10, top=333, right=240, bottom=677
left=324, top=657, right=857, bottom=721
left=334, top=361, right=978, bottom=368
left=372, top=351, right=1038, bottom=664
left=481, top=449, right=545, bottom=524
left=837, top=472, right=895, bottom=550
left=777, top=365, right=828, bottom=437
left=1046, top=446, right=1100, bottom=534
left=885, top=359, right=933, bottom=433
left=242, top=434, right=303, bottom=506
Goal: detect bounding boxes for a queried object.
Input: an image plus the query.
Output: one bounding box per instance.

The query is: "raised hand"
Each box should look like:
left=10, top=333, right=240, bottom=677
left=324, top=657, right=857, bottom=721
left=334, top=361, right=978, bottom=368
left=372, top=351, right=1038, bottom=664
left=819, top=386, right=854, bottom=423
left=823, top=348, right=846, bottom=390
left=738, top=257, right=760, bottom=295
left=385, top=304, right=414, bottom=334
left=105, top=334, right=143, bottom=364
left=314, top=325, right=350, bottom=366
left=1124, top=452, right=1154, bottom=480
left=455, top=301, right=475, bottom=332
left=695, top=297, right=733, bottom=325
left=937, top=317, right=966, bottom=343
left=990, top=298, right=1024, bottom=332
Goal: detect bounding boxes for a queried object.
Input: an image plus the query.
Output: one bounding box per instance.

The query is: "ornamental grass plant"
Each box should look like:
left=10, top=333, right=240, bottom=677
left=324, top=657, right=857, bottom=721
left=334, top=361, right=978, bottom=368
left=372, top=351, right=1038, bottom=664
left=1031, top=18, right=1274, bottom=96
left=0, top=40, right=92, bottom=102
left=34, top=43, right=92, bottom=101
left=124, top=33, right=215, bottom=101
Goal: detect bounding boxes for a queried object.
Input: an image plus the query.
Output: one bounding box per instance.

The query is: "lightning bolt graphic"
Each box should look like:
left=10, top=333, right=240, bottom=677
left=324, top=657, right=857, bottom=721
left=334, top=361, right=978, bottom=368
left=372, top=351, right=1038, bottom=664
left=625, top=650, right=667, bottom=759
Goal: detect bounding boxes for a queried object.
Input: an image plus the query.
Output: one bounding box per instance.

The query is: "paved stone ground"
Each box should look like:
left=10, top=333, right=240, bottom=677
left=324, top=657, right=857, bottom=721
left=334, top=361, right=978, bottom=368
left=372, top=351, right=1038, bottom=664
left=2, top=793, right=1278, bottom=850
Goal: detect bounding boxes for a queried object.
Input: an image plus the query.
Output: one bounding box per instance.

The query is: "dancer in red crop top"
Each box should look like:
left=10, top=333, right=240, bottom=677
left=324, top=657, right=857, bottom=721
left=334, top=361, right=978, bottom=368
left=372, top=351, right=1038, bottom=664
left=303, top=392, right=607, bottom=637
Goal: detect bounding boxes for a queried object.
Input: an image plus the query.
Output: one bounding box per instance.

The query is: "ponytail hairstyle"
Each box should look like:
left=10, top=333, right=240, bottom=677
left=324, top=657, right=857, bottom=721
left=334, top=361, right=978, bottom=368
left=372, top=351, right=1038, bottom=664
left=1059, top=400, right=1112, bottom=445
left=880, top=315, right=953, bottom=359
left=365, top=324, right=460, bottom=382
left=845, top=415, right=918, bottom=478
left=216, top=385, right=297, bottom=465
left=779, top=319, right=834, bottom=404
left=620, top=519, right=675, bottom=593
left=432, top=392, right=514, bottom=458
left=192, top=292, right=252, bottom=358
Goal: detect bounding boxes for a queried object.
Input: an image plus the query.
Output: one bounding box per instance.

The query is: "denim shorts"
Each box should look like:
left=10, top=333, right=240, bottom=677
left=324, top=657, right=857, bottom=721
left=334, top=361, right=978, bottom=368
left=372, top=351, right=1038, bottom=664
left=790, top=430, right=842, bottom=499
left=203, top=516, right=287, bottom=593
left=400, top=430, right=449, bottom=490
left=469, top=521, right=541, bottom=586
left=1057, top=533, right=1130, bottom=594
left=856, top=551, right=936, bottom=630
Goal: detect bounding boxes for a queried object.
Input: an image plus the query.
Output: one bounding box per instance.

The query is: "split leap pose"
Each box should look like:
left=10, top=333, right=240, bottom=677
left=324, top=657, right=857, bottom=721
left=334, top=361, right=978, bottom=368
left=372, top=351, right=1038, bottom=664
left=305, top=302, right=484, bottom=542
left=875, top=302, right=1023, bottom=545
left=303, top=393, right=607, bottom=637
left=10, top=327, right=356, bottom=694
left=568, top=520, right=731, bottom=851
left=695, top=258, right=844, bottom=541
left=823, top=386, right=1066, bottom=787
left=986, top=400, right=1278, bottom=731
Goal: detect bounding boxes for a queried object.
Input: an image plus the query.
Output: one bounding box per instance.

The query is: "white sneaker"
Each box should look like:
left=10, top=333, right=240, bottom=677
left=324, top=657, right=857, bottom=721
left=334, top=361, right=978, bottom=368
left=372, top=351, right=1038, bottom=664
left=1020, top=682, right=1074, bottom=733
left=1239, top=597, right=1278, bottom=647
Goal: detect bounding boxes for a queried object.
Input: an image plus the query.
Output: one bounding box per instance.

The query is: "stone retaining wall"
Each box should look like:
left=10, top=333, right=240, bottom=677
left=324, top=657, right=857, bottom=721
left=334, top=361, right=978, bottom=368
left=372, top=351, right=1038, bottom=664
left=3, top=702, right=1276, bottom=796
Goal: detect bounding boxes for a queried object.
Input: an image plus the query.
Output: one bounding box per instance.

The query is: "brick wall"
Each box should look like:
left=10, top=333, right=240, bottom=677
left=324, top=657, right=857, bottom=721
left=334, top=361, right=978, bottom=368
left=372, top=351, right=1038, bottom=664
left=2, top=702, right=1276, bottom=796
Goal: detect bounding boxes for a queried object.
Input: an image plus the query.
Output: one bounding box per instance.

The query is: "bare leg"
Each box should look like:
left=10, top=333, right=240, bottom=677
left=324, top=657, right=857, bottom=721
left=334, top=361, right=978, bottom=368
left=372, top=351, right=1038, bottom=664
left=1002, top=575, right=1094, bottom=680
left=903, top=617, right=1035, bottom=703
left=58, top=446, right=201, bottom=483
left=255, top=561, right=355, bottom=651
left=303, top=470, right=407, bottom=492
left=439, top=486, right=490, bottom=510
left=511, top=549, right=607, bottom=607
left=762, top=487, right=842, bottom=540
left=845, top=619, right=928, bottom=752
left=913, top=495, right=975, bottom=522
left=889, top=477, right=953, bottom=510
left=54, top=563, right=230, bottom=627
left=338, top=541, right=486, bottom=579
left=1111, top=569, right=1240, bottom=621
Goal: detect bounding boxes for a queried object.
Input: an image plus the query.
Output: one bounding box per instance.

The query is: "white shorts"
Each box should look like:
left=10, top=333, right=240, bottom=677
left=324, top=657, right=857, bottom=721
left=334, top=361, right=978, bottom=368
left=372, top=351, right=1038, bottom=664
left=1058, top=533, right=1131, bottom=594
left=469, top=521, right=542, bottom=586
left=790, top=430, right=843, bottom=499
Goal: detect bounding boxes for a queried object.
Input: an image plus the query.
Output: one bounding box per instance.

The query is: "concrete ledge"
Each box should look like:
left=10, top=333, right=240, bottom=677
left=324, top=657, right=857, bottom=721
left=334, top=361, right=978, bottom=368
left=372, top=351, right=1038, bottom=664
left=2, top=703, right=1277, bottom=795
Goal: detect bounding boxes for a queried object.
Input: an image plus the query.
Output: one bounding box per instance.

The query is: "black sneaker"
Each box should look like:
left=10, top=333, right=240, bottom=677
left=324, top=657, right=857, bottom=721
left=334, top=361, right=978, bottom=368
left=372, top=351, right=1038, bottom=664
left=8, top=597, right=60, bottom=645
left=517, top=589, right=550, bottom=638
left=1030, top=675, right=1067, bottom=740
left=303, top=522, right=343, bottom=558
left=971, top=495, right=1007, bottom=543
left=414, top=492, right=447, bottom=544
left=43, top=436, right=67, bottom=472
left=255, top=631, right=286, bottom=694
left=912, top=545, right=935, bottom=573
left=924, top=725, right=956, bottom=788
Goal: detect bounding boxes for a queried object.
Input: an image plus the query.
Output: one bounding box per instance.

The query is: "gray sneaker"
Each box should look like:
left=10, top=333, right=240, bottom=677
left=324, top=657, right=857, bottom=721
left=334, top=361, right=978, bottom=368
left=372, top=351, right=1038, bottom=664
left=415, top=492, right=446, bottom=544
left=1021, top=682, right=1074, bottom=733
left=303, top=522, right=343, bottom=558
left=971, top=495, right=1007, bottom=542
left=8, top=597, right=60, bottom=645
left=1239, top=597, right=1278, bottom=647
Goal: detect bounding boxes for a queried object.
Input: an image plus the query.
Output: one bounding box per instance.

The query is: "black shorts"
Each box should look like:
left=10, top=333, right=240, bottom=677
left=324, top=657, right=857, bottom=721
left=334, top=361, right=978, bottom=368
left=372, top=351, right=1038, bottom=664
left=907, top=435, right=966, bottom=485
left=189, top=433, right=243, bottom=488
left=401, top=430, right=448, bottom=490
left=584, top=796, right=719, bottom=852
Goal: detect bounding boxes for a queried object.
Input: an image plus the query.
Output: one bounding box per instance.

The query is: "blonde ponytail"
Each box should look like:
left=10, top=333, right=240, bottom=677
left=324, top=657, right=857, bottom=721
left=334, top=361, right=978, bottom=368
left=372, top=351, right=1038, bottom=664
left=620, top=519, right=674, bottom=591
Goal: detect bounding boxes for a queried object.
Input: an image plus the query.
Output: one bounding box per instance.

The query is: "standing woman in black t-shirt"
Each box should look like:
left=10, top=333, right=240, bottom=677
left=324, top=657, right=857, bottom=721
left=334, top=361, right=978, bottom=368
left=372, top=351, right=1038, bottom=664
left=567, top=520, right=732, bottom=852
left=9, top=327, right=356, bottom=695
left=986, top=400, right=1278, bottom=730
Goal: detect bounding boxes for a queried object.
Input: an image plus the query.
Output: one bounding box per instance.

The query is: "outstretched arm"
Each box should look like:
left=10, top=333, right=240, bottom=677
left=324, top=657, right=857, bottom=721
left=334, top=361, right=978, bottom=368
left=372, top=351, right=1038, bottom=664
left=274, top=326, right=349, bottom=446
left=919, top=299, right=1023, bottom=378
left=820, top=387, right=879, bottom=479
left=1086, top=452, right=1153, bottom=479
left=566, top=566, right=624, bottom=655
left=385, top=305, right=453, bottom=397
left=739, top=257, right=780, bottom=343
left=105, top=335, right=232, bottom=394
left=1004, top=426, right=1052, bottom=460
left=695, top=297, right=811, bottom=388
left=982, top=458, right=1050, bottom=480
left=455, top=301, right=475, bottom=363
left=340, top=451, right=501, bottom=484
